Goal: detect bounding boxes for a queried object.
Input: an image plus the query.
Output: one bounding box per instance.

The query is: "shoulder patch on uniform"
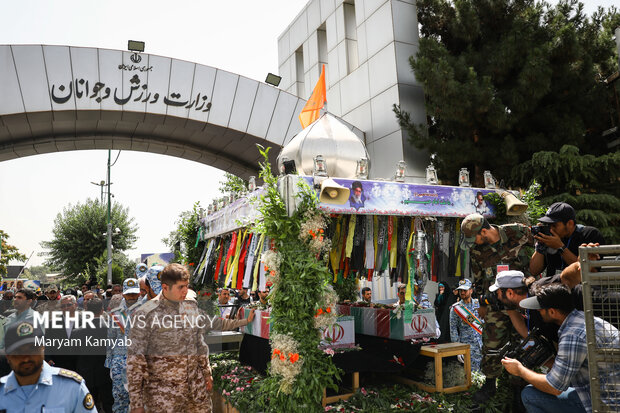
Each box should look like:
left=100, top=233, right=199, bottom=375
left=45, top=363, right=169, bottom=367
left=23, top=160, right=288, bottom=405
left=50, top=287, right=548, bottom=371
left=57, top=369, right=83, bottom=383
left=83, top=393, right=95, bottom=410
left=137, top=299, right=158, bottom=314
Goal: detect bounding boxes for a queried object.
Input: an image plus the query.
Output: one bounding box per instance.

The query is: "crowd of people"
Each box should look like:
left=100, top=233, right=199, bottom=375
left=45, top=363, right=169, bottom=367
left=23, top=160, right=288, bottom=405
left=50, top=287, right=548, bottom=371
left=0, top=202, right=617, bottom=412
left=0, top=263, right=258, bottom=412
left=354, top=202, right=618, bottom=413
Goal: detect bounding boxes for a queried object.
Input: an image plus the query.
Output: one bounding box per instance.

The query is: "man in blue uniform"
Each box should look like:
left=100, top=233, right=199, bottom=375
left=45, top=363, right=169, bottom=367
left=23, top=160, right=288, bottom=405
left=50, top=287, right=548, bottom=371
left=0, top=321, right=96, bottom=412
left=106, top=278, right=142, bottom=413
left=450, top=279, right=483, bottom=371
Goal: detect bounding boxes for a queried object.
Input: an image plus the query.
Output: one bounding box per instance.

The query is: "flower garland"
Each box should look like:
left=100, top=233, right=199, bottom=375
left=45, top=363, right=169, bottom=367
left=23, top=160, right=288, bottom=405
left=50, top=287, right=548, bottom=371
left=299, top=210, right=332, bottom=255
left=262, top=249, right=282, bottom=288
left=269, top=333, right=303, bottom=394
left=314, top=287, right=339, bottom=330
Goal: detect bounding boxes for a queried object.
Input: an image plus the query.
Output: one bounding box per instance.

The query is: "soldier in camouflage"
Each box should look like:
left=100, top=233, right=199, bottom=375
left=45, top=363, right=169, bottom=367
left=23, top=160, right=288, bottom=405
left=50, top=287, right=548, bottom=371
left=106, top=278, right=143, bottom=413
left=460, top=213, right=534, bottom=403
left=127, top=263, right=255, bottom=413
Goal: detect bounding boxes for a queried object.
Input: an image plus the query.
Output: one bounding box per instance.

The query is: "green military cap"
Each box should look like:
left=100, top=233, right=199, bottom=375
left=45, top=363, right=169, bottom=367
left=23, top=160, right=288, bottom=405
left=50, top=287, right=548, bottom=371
left=460, top=213, right=486, bottom=250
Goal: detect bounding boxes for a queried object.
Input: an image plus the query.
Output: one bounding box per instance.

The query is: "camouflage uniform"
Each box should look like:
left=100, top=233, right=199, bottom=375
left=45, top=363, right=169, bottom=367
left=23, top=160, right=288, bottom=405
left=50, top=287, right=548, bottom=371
left=450, top=299, right=483, bottom=371
left=127, top=295, right=249, bottom=413
left=106, top=299, right=143, bottom=413
left=468, top=222, right=533, bottom=378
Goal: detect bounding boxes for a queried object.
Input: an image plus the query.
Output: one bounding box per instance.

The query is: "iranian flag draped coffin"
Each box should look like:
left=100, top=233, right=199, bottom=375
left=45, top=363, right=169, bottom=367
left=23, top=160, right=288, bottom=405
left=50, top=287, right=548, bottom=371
left=319, top=316, right=355, bottom=348
left=337, top=303, right=436, bottom=340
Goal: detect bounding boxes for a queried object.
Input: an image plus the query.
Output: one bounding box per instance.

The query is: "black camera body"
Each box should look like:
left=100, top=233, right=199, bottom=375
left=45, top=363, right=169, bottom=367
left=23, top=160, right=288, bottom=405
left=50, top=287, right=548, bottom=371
left=479, top=292, right=504, bottom=311
left=531, top=225, right=551, bottom=236
left=496, top=328, right=556, bottom=370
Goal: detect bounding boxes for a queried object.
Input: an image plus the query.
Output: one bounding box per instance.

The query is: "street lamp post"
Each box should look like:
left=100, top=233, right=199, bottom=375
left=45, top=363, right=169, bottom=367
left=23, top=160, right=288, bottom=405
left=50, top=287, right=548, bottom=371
left=106, top=149, right=113, bottom=286
left=90, top=180, right=106, bottom=204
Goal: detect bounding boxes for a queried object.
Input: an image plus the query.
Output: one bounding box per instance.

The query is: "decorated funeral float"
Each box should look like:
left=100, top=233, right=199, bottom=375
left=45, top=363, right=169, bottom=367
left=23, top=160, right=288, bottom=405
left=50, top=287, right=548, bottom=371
left=191, top=113, right=528, bottom=412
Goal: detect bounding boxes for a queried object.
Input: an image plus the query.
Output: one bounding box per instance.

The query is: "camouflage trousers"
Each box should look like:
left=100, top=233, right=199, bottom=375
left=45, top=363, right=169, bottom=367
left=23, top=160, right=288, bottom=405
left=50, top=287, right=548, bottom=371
left=480, top=308, right=520, bottom=378
left=143, top=390, right=212, bottom=413
left=110, top=354, right=129, bottom=413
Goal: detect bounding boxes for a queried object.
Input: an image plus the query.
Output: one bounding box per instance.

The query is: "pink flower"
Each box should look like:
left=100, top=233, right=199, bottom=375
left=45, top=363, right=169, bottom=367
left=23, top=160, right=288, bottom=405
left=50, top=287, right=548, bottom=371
left=360, top=387, right=368, bottom=396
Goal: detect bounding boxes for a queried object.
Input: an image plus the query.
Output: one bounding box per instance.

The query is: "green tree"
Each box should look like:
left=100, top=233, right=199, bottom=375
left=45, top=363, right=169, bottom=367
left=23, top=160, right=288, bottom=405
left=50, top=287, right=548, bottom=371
left=219, top=173, right=247, bottom=195
left=513, top=145, right=620, bottom=242
left=395, top=0, right=619, bottom=185
left=164, top=174, right=248, bottom=268
left=21, top=265, right=51, bottom=282
left=0, top=230, right=27, bottom=277
left=162, top=202, right=204, bottom=269
left=92, top=250, right=135, bottom=286
left=41, top=198, right=138, bottom=282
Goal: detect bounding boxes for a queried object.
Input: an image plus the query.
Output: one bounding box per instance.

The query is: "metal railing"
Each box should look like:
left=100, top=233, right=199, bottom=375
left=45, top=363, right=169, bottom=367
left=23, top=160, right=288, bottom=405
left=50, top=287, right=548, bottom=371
left=579, top=245, right=620, bottom=412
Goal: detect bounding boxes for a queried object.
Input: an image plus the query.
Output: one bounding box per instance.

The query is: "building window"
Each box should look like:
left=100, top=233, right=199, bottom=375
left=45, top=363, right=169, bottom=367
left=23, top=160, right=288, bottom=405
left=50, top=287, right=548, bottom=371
left=295, top=47, right=305, bottom=97
left=318, top=24, right=328, bottom=66
left=343, top=1, right=358, bottom=74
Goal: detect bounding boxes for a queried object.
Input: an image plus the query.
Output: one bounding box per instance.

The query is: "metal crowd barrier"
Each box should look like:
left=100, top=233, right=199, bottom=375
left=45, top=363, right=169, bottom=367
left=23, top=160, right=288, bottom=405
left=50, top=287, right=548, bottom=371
left=579, top=245, right=620, bottom=412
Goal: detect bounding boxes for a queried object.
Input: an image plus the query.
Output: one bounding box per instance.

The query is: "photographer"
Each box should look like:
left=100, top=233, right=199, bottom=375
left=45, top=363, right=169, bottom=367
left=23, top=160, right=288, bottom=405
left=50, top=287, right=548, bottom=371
left=530, top=203, right=604, bottom=278
left=493, top=271, right=560, bottom=347
left=502, top=283, right=620, bottom=413
left=460, top=214, right=534, bottom=402
left=488, top=271, right=530, bottom=339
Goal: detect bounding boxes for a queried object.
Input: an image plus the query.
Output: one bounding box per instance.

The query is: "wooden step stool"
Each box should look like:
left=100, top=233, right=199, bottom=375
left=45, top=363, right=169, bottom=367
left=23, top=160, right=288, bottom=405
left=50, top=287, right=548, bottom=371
left=393, top=342, right=471, bottom=394
left=416, top=343, right=471, bottom=393
left=322, top=371, right=359, bottom=407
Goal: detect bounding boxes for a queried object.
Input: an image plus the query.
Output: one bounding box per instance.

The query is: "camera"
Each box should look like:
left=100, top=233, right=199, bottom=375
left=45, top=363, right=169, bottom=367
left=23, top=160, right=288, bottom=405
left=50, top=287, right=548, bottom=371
left=495, top=328, right=556, bottom=369
left=531, top=225, right=551, bottom=236
left=479, top=292, right=503, bottom=310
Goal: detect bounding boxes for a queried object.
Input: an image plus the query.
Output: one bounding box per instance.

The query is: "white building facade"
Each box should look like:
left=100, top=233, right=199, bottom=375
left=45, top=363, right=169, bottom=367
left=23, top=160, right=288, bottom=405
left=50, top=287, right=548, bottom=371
left=278, top=0, right=428, bottom=181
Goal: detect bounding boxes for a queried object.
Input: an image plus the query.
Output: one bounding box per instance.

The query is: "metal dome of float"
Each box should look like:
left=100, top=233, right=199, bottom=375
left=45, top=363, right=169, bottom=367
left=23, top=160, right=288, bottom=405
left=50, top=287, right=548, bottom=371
left=277, top=113, right=369, bottom=180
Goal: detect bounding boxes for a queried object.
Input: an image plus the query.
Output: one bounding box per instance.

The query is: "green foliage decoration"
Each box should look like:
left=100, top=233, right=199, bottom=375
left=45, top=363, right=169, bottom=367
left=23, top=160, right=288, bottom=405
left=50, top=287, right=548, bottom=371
left=483, top=180, right=548, bottom=226
left=332, top=272, right=358, bottom=302
left=218, top=173, right=248, bottom=195
left=250, top=145, right=340, bottom=412
left=163, top=202, right=205, bottom=267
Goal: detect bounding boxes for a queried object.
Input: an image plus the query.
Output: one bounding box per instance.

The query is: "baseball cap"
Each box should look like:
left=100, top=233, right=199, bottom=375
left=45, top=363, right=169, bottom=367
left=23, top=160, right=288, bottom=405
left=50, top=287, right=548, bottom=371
left=519, top=283, right=572, bottom=310
left=135, top=263, right=148, bottom=278
left=146, top=265, right=164, bottom=295
left=538, top=202, right=576, bottom=224
left=46, top=285, right=59, bottom=293
left=489, top=270, right=525, bottom=292
left=456, top=279, right=473, bottom=290
left=4, top=321, right=44, bottom=354
left=460, top=214, right=486, bottom=250
left=123, top=278, right=140, bottom=295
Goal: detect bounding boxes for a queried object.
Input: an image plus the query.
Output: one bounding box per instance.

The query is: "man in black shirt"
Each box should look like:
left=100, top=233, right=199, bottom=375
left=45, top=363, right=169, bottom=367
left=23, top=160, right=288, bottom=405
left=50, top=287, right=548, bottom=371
left=529, top=202, right=604, bottom=277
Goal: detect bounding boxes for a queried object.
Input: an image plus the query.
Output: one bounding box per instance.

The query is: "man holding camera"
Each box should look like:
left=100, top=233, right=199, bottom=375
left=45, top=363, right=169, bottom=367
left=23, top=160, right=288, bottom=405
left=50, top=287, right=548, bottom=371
left=503, top=283, right=619, bottom=413
left=460, top=213, right=534, bottom=402
left=530, top=202, right=604, bottom=278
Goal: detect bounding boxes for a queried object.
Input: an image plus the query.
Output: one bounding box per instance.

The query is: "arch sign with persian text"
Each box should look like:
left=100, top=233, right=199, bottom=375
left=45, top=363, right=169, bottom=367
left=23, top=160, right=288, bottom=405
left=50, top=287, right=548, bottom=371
left=1, top=45, right=345, bottom=179
left=2, top=46, right=215, bottom=121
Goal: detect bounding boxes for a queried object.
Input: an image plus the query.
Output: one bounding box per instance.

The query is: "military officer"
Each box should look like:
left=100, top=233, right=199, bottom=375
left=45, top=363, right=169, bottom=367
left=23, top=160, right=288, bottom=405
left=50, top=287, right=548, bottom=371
left=449, top=279, right=483, bottom=371
left=0, top=321, right=97, bottom=412
left=106, top=278, right=143, bottom=413
left=460, top=213, right=533, bottom=402
left=128, top=263, right=255, bottom=413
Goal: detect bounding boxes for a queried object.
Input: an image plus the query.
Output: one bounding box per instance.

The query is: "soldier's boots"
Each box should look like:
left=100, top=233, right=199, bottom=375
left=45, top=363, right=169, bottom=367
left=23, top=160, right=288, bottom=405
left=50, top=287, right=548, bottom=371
left=472, top=377, right=496, bottom=404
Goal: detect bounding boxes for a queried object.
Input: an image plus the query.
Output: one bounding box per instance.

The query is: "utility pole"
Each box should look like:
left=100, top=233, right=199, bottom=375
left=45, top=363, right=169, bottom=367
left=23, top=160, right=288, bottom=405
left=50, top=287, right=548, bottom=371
left=107, top=149, right=113, bottom=286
